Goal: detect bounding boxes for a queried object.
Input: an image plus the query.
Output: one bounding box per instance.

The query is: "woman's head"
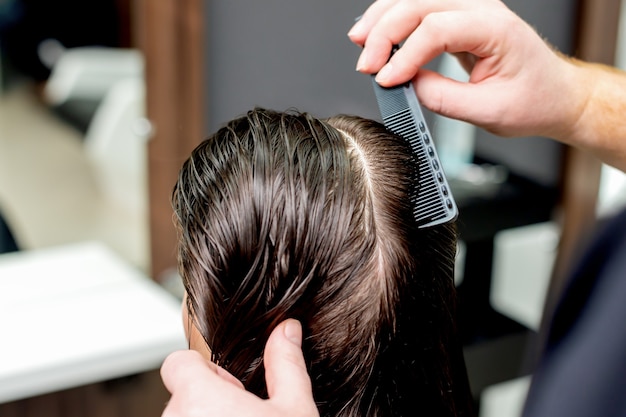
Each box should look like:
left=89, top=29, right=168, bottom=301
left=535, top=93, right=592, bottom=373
left=173, top=108, right=470, bottom=417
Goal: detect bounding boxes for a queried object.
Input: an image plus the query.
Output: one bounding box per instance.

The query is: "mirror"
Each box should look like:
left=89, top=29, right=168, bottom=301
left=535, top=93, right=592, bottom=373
left=0, top=0, right=150, bottom=272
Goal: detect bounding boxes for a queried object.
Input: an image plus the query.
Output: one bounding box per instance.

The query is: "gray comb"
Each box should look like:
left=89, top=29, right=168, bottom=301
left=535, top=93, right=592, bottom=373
left=372, top=78, right=458, bottom=228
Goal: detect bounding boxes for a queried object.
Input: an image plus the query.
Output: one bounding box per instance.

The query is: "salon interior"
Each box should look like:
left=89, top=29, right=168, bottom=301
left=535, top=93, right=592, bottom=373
left=0, top=0, right=625, bottom=416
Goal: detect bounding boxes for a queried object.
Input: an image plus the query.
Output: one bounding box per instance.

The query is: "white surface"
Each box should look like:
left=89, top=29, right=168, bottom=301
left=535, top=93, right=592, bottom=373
left=43, top=47, right=144, bottom=105
left=491, top=222, right=560, bottom=331
left=85, top=77, right=149, bottom=213
left=480, top=376, right=531, bottom=417
left=0, top=242, right=186, bottom=403
left=597, top=164, right=626, bottom=218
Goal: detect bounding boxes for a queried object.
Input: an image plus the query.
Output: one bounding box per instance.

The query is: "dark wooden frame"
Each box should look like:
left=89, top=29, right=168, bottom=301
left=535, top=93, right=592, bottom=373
left=546, top=0, right=623, bottom=319
left=135, top=0, right=204, bottom=279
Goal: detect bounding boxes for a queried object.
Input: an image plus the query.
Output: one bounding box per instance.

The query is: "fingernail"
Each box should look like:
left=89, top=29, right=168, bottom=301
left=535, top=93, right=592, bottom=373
left=347, top=17, right=364, bottom=38
left=284, top=319, right=302, bottom=347
left=375, top=63, right=393, bottom=83
left=356, top=49, right=368, bottom=71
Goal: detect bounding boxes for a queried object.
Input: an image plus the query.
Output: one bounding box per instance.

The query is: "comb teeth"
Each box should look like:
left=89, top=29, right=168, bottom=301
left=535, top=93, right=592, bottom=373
left=372, top=78, right=458, bottom=228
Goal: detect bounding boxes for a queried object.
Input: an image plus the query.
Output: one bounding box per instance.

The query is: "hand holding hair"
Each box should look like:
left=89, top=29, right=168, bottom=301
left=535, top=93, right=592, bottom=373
left=349, top=0, right=626, bottom=171
left=161, top=319, right=319, bottom=417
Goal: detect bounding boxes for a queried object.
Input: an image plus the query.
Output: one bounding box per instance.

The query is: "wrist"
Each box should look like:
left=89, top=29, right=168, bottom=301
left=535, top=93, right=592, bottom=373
left=548, top=55, right=594, bottom=146
left=558, top=59, right=626, bottom=170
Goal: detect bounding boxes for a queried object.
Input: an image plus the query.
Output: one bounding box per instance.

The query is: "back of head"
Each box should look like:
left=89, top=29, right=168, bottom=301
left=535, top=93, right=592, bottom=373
left=173, top=108, right=472, bottom=417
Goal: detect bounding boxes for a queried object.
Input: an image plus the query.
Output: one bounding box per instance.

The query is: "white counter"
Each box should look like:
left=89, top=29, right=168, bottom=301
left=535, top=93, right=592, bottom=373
left=0, top=242, right=187, bottom=403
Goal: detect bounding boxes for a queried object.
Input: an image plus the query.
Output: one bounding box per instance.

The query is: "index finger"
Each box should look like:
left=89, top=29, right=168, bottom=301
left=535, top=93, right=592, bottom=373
left=375, top=10, right=508, bottom=86
left=354, top=0, right=473, bottom=73
left=348, top=0, right=398, bottom=45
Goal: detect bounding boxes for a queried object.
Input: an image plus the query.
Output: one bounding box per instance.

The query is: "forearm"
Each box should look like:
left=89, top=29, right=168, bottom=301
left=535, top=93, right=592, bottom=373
left=561, top=58, right=626, bottom=171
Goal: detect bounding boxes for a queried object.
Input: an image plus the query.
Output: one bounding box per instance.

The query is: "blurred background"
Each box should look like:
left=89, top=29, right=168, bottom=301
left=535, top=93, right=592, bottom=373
left=0, top=0, right=625, bottom=416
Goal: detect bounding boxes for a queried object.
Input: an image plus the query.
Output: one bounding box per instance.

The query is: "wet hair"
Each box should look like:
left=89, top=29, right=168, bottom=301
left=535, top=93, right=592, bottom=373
left=172, top=108, right=472, bottom=417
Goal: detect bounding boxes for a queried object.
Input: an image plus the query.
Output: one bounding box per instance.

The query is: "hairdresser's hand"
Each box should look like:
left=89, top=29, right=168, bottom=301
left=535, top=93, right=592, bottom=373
left=161, top=319, right=319, bottom=417
left=348, top=0, right=590, bottom=143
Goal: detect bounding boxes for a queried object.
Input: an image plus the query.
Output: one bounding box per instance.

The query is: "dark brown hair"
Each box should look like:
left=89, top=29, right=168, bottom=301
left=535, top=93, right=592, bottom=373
left=172, top=108, right=472, bottom=417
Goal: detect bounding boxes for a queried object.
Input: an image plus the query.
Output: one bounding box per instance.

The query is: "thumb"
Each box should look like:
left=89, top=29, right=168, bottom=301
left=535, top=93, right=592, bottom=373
left=414, top=68, right=491, bottom=124
left=263, top=319, right=318, bottom=414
